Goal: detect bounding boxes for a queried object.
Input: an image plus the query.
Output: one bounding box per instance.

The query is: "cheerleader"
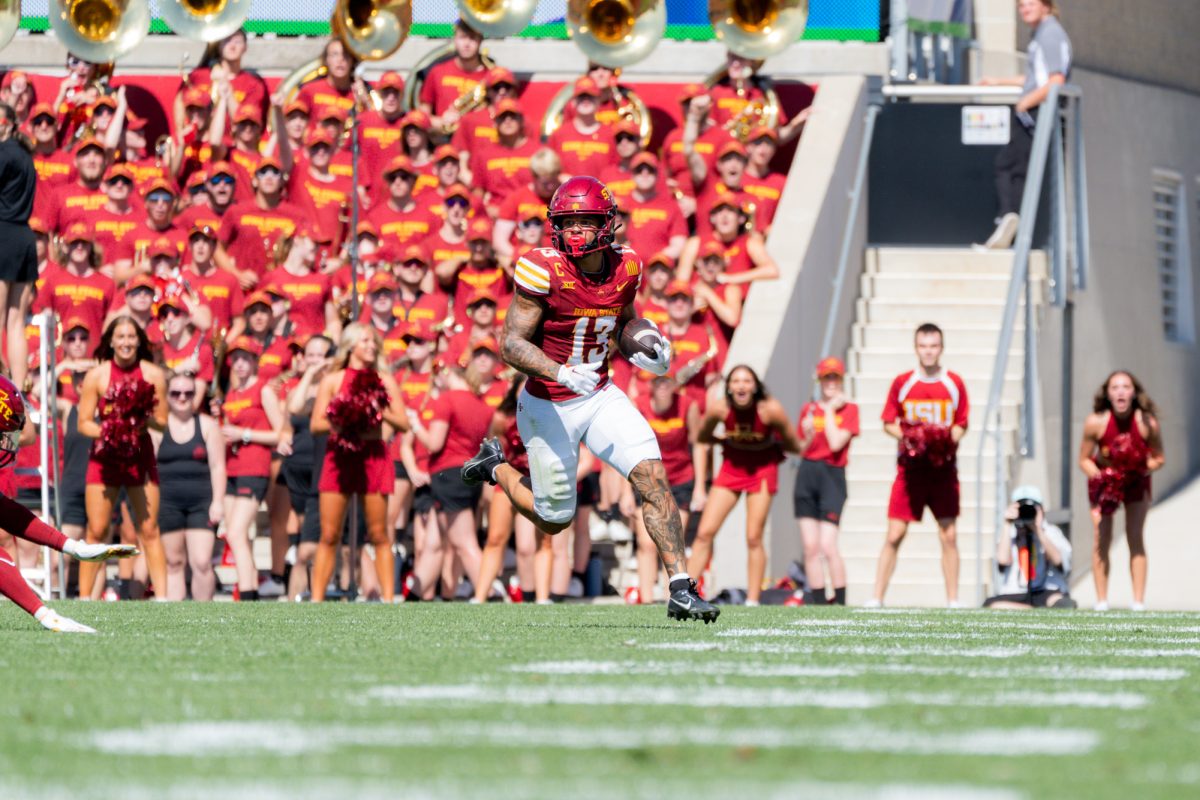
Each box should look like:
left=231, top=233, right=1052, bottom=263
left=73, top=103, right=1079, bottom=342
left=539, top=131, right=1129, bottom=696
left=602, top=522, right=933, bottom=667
left=76, top=316, right=169, bottom=600
left=310, top=324, right=408, bottom=602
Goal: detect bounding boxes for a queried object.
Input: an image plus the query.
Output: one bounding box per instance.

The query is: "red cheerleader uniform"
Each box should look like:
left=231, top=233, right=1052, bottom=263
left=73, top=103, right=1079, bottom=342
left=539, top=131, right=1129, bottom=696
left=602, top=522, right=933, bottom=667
left=1095, top=411, right=1152, bottom=505
left=318, top=368, right=393, bottom=495
left=86, top=361, right=159, bottom=486
left=713, top=404, right=784, bottom=494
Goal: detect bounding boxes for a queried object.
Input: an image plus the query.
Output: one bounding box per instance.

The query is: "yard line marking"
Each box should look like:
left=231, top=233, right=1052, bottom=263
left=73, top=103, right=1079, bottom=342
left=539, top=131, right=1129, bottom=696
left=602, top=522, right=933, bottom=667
left=81, top=719, right=1098, bottom=758
left=364, top=684, right=1147, bottom=710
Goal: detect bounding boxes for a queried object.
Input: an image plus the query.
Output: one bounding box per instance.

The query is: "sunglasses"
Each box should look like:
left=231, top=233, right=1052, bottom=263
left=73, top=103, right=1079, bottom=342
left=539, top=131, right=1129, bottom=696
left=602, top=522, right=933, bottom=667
left=209, top=174, right=235, bottom=185
left=107, top=176, right=133, bottom=187
left=256, top=167, right=281, bottom=177
left=146, top=193, right=174, bottom=204
left=388, top=172, right=414, bottom=182
left=616, top=134, right=639, bottom=144
left=518, top=218, right=543, bottom=228
left=32, top=116, right=56, bottom=128
left=445, top=197, right=470, bottom=208
left=188, top=185, right=207, bottom=196
left=65, top=332, right=89, bottom=343
left=160, top=306, right=185, bottom=317
left=168, top=390, right=196, bottom=400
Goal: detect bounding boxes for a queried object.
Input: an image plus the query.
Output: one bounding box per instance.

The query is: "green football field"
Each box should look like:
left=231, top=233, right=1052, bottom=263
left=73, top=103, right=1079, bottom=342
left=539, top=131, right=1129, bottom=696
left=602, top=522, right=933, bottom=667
left=1, top=603, right=1197, bottom=799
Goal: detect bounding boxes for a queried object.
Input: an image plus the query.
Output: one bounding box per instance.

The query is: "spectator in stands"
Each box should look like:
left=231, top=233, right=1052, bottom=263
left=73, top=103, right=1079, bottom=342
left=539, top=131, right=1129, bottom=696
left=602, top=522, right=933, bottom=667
left=0, top=102, right=37, bottom=385
left=176, top=89, right=215, bottom=182
left=309, top=324, right=408, bottom=603
left=281, top=97, right=310, bottom=160
left=388, top=321, right=435, bottom=584
left=629, top=375, right=704, bottom=604
left=154, top=371, right=225, bottom=601
left=53, top=320, right=96, bottom=583
left=688, top=365, right=801, bottom=605
left=689, top=241, right=744, bottom=362
left=157, top=297, right=214, bottom=410
left=393, top=243, right=450, bottom=328
left=27, top=102, right=72, bottom=187
left=92, top=164, right=140, bottom=280
left=980, top=0, right=1072, bottom=249
left=985, top=485, right=1075, bottom=609
left=794, top=357, right=858, bottom=605
left=219, top=336, right=284, bottom=601
left=177, top=30, right=269, bottom=136
left=868, top=323, right=969, bottom=608
left=1079, top=371, right=1163, bottom=611
left=52, top=55, right=108, bottom=143
left=661, top=84, right=724, bottom=217
left=295, top=38, right=366, bottom=125
left=217, top=156, right=304, bottom=289
left=646, top=281, right=719, bottom=407
left=691, top=141, right=760, bottom=240
left=510, top=206, right=548, bottom=258
left=43, top=137, right=107, bottom=235
left=452, top=66, right=521, bottom=174
left=619, top=153, right=687, bottom=262
left=358, top=71, right=406, bottom=180
left=77, top=316, right=169, bottom=600
left=127, top=180, right=185, bottom=279
left=492, top=148, right=561, bottom=262
left=190, top=161, right=238, bottom=227
left=419, top=20, right=488, bottom=132
left=443, top=218, right=511, bottom=327
left=445, top=291, right=500, bottom=368
left=679, top=198, right=778, bottom=286
left=283, top=334, right=335, bottom=600
left=107, top=274, right=159, bottom=335
left=34, top=222, right=116, bottom=349
left=743, top=126, right=787, bottom=231
left=400, top=109, right=436, bottom=173
left=425, top=183, right=472, bottom=272
left=105, top=90, right=178, bottom=187
left=423, top=148, right=484, bottom=219
left=636, top=254, right=674, bottom=328
left=182, top=224, right=243, bottom=338
left=549, top=78, right=616, bottom=178
left=368, top=155, right=439, bottom=251
left=597, top=120, right=647, bottom=200
left=0, top=71, right=34, bottom=126
left=474, top=99, right=540, bottom=216
left=288, top=129, right=353, bottom=249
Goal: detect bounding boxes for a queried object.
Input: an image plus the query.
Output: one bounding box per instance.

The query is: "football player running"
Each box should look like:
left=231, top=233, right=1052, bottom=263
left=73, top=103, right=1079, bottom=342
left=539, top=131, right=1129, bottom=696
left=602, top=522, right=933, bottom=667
left=0, top=376, right=138, bottom=633
left=461, top=176, right=718, bottom=622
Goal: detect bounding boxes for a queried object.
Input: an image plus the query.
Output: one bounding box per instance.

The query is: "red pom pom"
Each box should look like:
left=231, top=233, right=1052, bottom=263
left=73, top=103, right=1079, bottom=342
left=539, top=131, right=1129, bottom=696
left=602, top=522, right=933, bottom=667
left=899, top=421, right=957, bottom=468
left=1106, top=432, right=1147, bottom=474
left=1088, top=467, right=1126, bottom=515
left=326, top=370, right=390, bottom=455
left=96, top=377, right=157, bottom=462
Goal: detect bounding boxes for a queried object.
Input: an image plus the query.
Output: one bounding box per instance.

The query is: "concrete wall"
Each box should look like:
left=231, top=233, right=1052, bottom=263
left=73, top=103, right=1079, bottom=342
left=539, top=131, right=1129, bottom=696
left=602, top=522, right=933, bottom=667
left=709, top=75, right=870, bottom=591
left=1032, top=67, right=1200, bottom=577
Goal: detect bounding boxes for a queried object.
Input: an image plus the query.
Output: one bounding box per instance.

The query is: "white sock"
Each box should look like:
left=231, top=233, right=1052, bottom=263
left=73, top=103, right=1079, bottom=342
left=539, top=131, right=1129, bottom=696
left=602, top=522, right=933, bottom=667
left=669, top=573, right=691, bottom=586
left=34, top=606, right=50, bottom=622
left=62, top=539, right=79, bottom=557
left=490, top=464, right=500, bottom=481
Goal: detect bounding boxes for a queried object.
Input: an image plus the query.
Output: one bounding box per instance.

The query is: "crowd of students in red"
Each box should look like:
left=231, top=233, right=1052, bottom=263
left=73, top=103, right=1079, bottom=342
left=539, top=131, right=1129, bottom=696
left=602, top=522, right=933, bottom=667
left=0, top=21, right=802, bottom=602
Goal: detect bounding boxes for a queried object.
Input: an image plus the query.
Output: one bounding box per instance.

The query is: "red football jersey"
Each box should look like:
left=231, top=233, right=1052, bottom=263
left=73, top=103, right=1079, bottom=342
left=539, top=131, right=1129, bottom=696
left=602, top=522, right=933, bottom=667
left=514, top=244, right=643, bottom=402
left=881, top=370, right=970, bottom=429
left=798, top=401, right=860, bottom=468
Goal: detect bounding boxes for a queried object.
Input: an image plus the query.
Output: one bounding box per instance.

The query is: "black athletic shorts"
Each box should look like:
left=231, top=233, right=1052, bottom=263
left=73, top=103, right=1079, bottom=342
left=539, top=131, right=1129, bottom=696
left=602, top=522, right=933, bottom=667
left=792, top=459, right=848, bottom=524
left=59, top=484, right=86, bottom=527
left=227, top=476, right=269, bottom=503
left=412, top=485, right=435, bottom=515
left=635, top=480, right=695, bottom=512
left=159, top=485, right=212, bottom=532
left=15, top=487, right=50, bottom=514
left=431, top=468, right=480, bottom=513
left=281, top=460, right=313, bottom=514
left=394, top=461, right=410, bottom=481
left=0, top=221, right=37, bottom=284
left=577, top=471, right=600, bottom=508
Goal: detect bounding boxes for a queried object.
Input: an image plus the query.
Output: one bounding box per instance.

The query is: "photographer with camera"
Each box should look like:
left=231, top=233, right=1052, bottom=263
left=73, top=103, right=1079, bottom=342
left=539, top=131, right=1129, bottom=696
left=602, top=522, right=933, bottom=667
left=984, top=486, right=1075, bottom=609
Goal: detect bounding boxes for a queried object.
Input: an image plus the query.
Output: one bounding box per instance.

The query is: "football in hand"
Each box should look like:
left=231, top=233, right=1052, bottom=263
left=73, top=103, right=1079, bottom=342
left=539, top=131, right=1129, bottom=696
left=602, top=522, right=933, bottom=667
left=619, top=319, right=665, bottom=360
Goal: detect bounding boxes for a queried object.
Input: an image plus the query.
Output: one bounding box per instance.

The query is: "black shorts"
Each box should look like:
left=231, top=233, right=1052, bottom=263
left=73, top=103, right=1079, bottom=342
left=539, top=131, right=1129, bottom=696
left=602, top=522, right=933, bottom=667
left=0, top=221, right=37, bottom=284
left=59, top=483, right=87, bottom=527
left=15, top=487, right=50, bottom=514
left=793, top=459, right=848, bottom=524
left=159, top=491, right=212, bottom=532
left=227, top=476, right=269, bottom=503
left=431, top=468, right=480, bottom=513
left=577, top=471, right=600, bottom=508
left=635, top=480, right=695, bottom=512
left=281, top=460, right=313, bottom=514
left=394, top=461, right=410, bottom=481
left=412, top=485, right=435, bottom=515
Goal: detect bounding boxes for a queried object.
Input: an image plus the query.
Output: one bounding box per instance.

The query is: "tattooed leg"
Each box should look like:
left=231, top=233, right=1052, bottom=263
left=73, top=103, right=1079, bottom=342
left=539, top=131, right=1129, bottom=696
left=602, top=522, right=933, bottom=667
left=628, top=459, right=687, bottom=576
left=494, top=464, right=573, bottom=535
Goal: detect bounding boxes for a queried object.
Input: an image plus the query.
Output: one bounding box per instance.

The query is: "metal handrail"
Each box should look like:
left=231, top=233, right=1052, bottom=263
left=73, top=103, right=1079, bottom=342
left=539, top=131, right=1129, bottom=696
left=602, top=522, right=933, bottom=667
left=972, top=83, right=1090, bottom=605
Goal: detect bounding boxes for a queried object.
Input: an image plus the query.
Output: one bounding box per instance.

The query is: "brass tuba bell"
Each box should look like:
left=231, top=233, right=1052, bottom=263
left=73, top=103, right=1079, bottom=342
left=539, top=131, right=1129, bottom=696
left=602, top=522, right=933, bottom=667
left=49, top=0, right=150, bottom=64
left=332, top=0, right=413, bottom=62
left=458, top=0, right=537, bottom=38
left=160, top=0, right=253, bottom=43
left=708, top=0, right=808, bottom=60
left=0, top=0, right=20, bottom=53
left=566, top=0, right=665, bottom=69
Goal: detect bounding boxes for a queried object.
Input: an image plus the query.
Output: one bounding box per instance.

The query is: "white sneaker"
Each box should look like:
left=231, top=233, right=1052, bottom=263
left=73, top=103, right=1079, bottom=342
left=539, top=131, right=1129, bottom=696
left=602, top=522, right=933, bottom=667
left=744, top=599, right=760, bottom=607
left=984, top=212, right=1020, bottom=249
left=39, top=609, right=96, bottom=634
left=589, top=514, right=611, bottom=542
left=257, top=577, right=286, bottom=598
left=608, top=519, right=633, bottom=544
left=947, top=600, right=962, bottom=609
left=1093, top=601, right=1110, bottom=612
left=1131, top=602, right=1146, bottom=612
left=68, top=542, right=140, bottom=562
left=862, top=598, right=882, bottom=609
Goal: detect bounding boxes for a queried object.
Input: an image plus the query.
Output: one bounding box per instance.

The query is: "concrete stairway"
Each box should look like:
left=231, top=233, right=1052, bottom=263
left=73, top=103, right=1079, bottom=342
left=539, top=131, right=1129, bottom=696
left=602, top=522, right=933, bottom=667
left=841, top=247, right=1046, bottom=607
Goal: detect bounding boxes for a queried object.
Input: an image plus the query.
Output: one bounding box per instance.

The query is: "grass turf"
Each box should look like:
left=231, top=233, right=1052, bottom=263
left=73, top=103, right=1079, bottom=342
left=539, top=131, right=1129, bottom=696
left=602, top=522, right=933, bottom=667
left=0, top=602, right=1197, bottom=799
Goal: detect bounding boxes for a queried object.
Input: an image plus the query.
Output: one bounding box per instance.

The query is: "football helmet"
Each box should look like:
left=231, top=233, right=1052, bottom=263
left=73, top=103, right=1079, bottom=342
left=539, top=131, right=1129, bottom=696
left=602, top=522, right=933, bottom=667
left=0, top=375, right=26, bottom=469
left=547, top=176, right=618, bottom=257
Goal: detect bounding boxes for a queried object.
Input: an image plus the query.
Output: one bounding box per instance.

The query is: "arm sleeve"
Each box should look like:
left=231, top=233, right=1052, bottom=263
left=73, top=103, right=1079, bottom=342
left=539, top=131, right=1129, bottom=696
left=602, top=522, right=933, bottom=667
left=1039, top=25, right=1072, bottom=77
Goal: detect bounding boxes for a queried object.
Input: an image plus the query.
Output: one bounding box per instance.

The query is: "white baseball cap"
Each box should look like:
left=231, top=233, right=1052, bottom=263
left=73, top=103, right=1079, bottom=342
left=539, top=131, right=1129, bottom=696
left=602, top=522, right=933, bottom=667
left=1010, top=485, right=1044, bottom=505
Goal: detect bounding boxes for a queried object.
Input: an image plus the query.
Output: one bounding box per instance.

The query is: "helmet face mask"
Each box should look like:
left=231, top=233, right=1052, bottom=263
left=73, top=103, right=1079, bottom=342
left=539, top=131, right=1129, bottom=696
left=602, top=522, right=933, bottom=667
left=547, top=176, right=617, bottom=258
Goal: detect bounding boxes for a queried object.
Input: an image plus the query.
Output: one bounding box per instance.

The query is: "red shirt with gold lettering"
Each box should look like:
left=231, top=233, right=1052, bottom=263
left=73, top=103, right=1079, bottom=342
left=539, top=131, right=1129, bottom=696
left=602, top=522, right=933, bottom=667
left=182, top=265, right=244, bottom=333
left=90, top=206, right=141, bottom=264
left=33, top=149, right=74, bottom=187
left=295, top=77, right=355, bottom=122
left=220, top=200, right=305, bottom=278
left=183, top=67, right=269, bottom=127
left=622, top=193, right=687, bottom=258
left=637, top=392, right=694, bottom=485
left=660, top=125, right=731, bottom=196
left=262, top=267, right=333, bottom=338
left=33, top=265, right=116, bottom=353
left=451, top=262, right=513, bottom=326
left=222, top=379, right=272, bottom=477
left=367, top=200, right=439, bottom=250
left=43, top=182, right=106, bottom=234
left=419, top=60, right=487, bottom=116
left=476, top=139, right=542, bottom=205
left=161, top=330, right=216, bottom=383
left=743, top=170, right=786, bottom=230
left=513, top=244, right=643, bottom=402
left=359, top=109, right=407, bottom=176
left=881, top=369, right=969, bottom=468
left=423, top=229, right=471, bottom=269
left=287, top=168, right=353, bottom=247
left=549, top=121, right=616, bottom=177
left=451, top=106, right=498, bottom=162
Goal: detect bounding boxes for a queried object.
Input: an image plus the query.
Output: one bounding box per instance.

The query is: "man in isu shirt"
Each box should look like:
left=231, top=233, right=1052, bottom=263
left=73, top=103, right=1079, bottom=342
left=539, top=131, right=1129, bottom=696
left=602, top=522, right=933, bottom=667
left=451, top=66, right=520, bottom=170
left=217, top=156, right=304, bottom=289
left=90, top=163, right=141, bottom=277
left=33, top=222, right=115, bottom=351
left=548, top=77, right=616, bottom=178
left=418, top=20, right=489, bottom=130
left=43, top=137, right=108, bottom=235
left=473, top=99, right=541, bottom=213
left=367, top=154, right=439, bottom=250
left=358, top=71, right=407, bottom=179
left=181, top=224, right=243, bottom=335
left=620, top=153, right=687, bottom=262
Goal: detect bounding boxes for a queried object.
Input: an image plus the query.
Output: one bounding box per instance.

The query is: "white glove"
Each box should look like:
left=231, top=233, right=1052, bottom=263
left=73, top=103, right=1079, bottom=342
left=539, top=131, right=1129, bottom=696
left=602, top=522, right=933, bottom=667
left=557, top=361, right=604, bottom=395
left=630, top=335, right=672, bottom=377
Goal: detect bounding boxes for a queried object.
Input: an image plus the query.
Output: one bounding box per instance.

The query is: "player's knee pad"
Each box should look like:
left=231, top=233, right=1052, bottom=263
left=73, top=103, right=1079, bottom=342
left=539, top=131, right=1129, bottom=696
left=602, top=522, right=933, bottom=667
left=536, top=498, right=577, bottom=527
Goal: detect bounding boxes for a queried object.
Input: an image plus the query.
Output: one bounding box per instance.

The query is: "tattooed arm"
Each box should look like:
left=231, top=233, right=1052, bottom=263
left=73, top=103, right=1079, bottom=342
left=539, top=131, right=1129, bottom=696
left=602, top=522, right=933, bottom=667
left=499, top=292, right=559, bottom=382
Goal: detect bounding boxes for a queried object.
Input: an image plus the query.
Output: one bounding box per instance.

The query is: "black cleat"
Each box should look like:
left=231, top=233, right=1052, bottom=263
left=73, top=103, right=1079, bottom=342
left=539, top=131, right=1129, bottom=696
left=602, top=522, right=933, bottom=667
left=667, top=579, right=720, bottom=624
left=461, top=437, right=505, bottom=486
